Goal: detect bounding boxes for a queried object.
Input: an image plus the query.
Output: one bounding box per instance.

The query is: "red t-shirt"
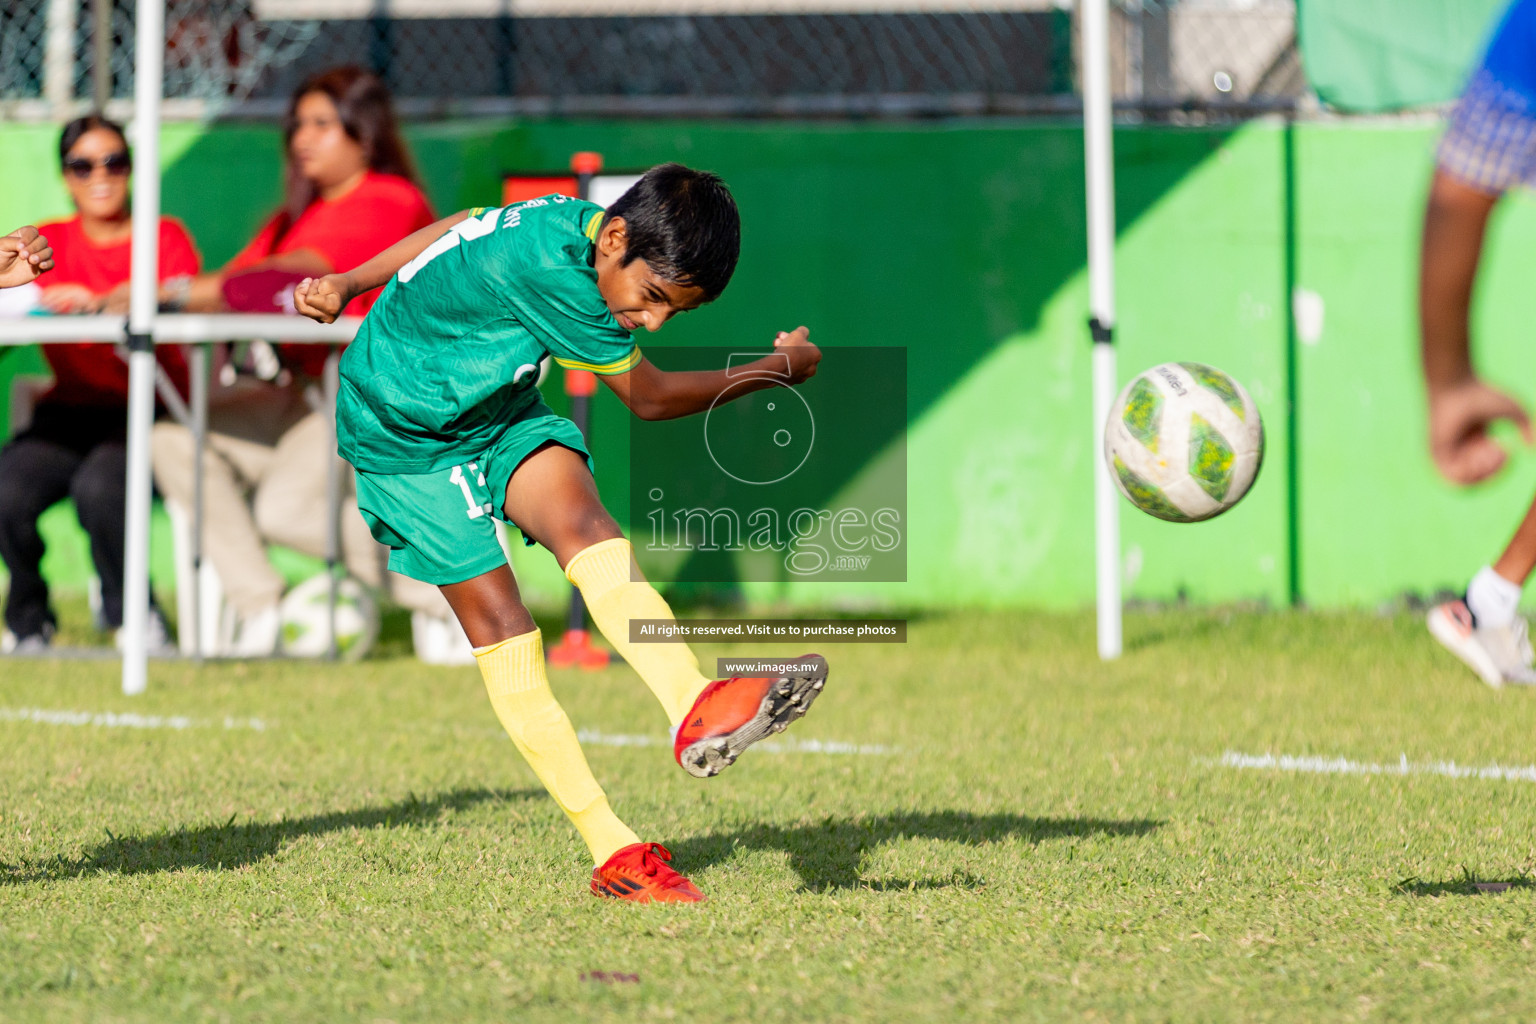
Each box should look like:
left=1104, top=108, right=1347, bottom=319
left=35, top=215, right=202, bottom=408
left=228, top=171, right=434, bottom=377
left=230, top=171, right=434, bottom=316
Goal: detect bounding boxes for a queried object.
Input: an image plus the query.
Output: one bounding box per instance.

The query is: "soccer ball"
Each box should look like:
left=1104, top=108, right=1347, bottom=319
left=1103, top=362, right=1264, bottom=522
left=279, top=573, right=380, bottom=660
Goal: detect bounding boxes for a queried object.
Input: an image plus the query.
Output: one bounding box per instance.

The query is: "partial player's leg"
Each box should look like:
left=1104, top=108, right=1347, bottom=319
left=1428, top=492, right=1536, bottom=686
left=501, top=441, right=829, bottom=778
left=1491, top=494, right=1536, bottom=590
left=500, top=442, right=708, bottom=722
left=440, top=564, right=703, bottom=903
left=356, top=459, right=701, bottom=902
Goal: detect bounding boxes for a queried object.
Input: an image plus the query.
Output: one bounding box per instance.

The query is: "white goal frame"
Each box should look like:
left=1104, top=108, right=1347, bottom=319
left=5, top=0, right=1122, bottom=692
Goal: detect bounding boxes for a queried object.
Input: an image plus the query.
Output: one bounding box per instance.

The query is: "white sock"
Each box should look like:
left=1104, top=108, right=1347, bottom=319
left=1467, top=565, right=1523, bottom=629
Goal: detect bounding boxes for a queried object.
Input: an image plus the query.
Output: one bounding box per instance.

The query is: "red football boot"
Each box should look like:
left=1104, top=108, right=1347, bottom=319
left=673, top=654, right=828, bottom=779
left=590, top=842, right=706, bottom=903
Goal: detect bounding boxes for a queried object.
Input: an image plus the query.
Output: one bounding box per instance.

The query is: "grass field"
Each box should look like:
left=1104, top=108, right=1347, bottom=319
left=6, top=606, right=1536, bottom=1022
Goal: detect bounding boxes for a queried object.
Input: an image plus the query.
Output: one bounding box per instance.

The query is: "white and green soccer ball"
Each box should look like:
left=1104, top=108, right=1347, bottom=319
left=279, top=573, right=380, bottom=660
left=1104, top=362, right=1264, bottom=523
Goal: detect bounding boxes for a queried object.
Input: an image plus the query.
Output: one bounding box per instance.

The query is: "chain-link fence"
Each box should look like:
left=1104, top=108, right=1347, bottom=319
left=1, top=1, right=320, bottom=118
left=1, top=0, right=1301, bottom=120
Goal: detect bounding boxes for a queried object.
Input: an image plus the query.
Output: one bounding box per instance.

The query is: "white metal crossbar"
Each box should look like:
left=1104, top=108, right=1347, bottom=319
left=0, top=314, right=363, bottom=345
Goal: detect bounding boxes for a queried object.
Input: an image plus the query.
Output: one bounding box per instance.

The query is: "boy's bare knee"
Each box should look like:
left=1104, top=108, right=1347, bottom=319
left=547, top=517, right=624, bottom=568
left=457, top=605, right=536, bottom=649
left=439, top=567, right=537, bottom=648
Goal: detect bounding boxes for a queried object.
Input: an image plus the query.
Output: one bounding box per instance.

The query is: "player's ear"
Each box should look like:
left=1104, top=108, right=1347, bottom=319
left=598, top=216, right=628, bottom=258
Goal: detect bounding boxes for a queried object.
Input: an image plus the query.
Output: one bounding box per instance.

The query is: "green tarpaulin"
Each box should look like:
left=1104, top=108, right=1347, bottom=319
left=1299, top=0, right=1507, bottom=111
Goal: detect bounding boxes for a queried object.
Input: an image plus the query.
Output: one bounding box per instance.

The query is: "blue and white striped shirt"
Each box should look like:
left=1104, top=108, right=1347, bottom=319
left=1440, top=0, right=1536, bottom=192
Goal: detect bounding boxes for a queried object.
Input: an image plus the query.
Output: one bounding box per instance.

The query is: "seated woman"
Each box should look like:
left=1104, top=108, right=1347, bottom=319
left=142, top=66, right=448, bottom=656
left=0, top=116, right=198, bottom=653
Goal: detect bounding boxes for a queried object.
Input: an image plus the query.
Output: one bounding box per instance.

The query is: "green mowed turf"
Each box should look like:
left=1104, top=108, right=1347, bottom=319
left=5, top=608, right=1536, bottom=1022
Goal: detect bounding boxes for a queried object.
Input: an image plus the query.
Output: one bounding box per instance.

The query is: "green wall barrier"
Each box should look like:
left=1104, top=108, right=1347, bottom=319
left=2, top=117, right=1533, bottom=612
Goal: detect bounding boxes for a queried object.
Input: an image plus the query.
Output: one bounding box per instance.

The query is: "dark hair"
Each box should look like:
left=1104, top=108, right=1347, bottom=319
left=275, top=66, right=420, bottom=235
left=602, top=163, right=740, bottom=301
left=59, top=115, right=130, bottom=168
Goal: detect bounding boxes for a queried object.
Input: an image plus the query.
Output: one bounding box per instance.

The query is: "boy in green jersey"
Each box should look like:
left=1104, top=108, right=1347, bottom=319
left=293, top=164, right=826, bottom=902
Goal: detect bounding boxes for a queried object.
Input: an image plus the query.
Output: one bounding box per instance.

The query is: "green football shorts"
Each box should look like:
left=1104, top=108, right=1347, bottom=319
left=352, top=409, right=592, bottom=585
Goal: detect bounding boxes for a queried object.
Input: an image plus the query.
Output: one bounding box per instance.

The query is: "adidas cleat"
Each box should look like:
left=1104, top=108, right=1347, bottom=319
left=673, top=654, right=828, bottom=779
left=590, top=842, right=705, bottom=903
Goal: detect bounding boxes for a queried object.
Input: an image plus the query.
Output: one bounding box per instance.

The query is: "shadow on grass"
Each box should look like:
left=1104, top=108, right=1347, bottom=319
left=1395, top=872, right=1536, bottom=898
left=672, top=810, right=1161, bottom=892
left=1123, top=613, right=1232, bottom=654
left=4, top=787, right=540, bottom=884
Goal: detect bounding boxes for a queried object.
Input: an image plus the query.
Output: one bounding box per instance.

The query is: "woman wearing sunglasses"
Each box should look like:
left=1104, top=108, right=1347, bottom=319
left=0, top=116, right=198, bottom=653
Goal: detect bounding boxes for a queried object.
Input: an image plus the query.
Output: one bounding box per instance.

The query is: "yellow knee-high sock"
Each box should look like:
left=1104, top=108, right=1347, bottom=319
left=565, top=538, right=712, bottom=727
left=474, top=630, right=639, bottom=864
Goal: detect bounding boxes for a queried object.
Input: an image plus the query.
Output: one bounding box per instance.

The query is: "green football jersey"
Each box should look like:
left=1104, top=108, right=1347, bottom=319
left=337, top=196, right=640, bottom=473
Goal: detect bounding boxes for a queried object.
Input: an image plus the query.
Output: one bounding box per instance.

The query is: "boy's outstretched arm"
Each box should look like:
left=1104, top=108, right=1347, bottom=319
left=603, top=327, right=820, bottom=421
left=294, top=209, right=472, bottom=322
left=1420, top=171, right=1534, bottom=484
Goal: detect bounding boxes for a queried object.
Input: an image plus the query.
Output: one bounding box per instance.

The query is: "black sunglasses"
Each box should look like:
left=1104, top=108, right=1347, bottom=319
left=63, top=152, right=131, bottom=179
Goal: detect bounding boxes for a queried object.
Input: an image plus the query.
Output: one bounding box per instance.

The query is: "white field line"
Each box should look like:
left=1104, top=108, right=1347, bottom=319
left=575, top=728, right=898, bottom=757
left=443, top=724, right=900, bottom=756
left=1213, top=750, right=1536, bottom=784
left=0, top=707, right=892, bottom=754
left=0, top=706, right=268, bottom=732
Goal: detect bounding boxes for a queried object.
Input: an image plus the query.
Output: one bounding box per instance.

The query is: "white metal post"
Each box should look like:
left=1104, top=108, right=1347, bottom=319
left=323, top=349, right=342, bottom=660
left=44, top=0, right=79, bottom=118
left=189, top=344, right=208, bottom=662
left=1083, top=0, right=1122, bottom=660
left=122, top=0, right=166, bottom=695
left=92, top=0, right=114, bottom=112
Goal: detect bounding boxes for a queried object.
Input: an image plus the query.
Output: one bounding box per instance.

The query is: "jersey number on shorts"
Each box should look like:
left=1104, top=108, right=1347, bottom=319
left=398, top=208, right=500, bottom=284
left=450, top=463, right=494, bottom=519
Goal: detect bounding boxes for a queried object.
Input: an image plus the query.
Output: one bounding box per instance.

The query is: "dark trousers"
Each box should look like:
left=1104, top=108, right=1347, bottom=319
left=0, top=404, right=131, bottom=637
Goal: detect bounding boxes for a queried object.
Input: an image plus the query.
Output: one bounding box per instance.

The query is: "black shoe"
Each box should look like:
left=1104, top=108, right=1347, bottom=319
left=4, top=622, right=55, bottom=654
